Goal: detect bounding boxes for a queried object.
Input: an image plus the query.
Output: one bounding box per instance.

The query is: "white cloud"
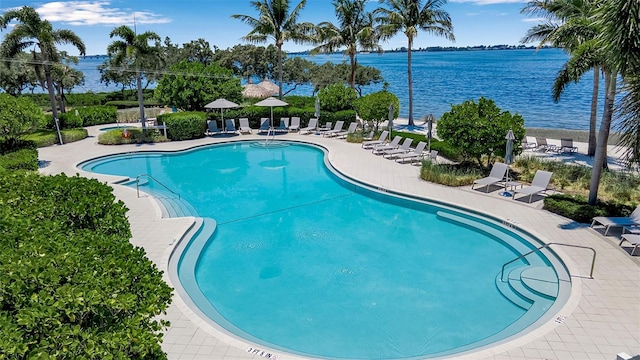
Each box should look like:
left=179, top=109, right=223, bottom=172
left=36, top=1, right=171, bottom=26
left=450, top=0, right=527, bottom=5
left=521, top=17, right=546, bottom=23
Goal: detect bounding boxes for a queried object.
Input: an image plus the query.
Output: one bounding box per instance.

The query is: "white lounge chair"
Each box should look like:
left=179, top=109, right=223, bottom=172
left=257, top=118, right=270, bottom=134
left=513, top=170, right=553, bottom=203
left=362, top=130, right=374, bottom=141
left=300, top=118, right=318, bottom=134
left=395, top=141, right=427, bottom=164
left=276, top=117, right=289, bottom=133
left=318, top=122, right=332, bottom=134
left=382, top=138, right=413, bottom=158
left=337, top=122, right=358, bottom=139
left=323, top=121, right=344, bottom=137
left=372, top=136, right=402, bottom=155
left=619, top=234, right=640, bottom=255
left=225, top=119, right=238, bottom=134
left=472, top=162, right=508, bottom=192
left=428, top=150, right=438, bottom=163
left=591, top=205, right=640, bottom=236
left=205, top=120, right=221, bottom=136
left=239, top=118, right=252, bottom=134
left=560, top=138, right=578, bottom=153
left=362, top=130, right=388, bottom=149
left=289, top=117, right=301, bottom=132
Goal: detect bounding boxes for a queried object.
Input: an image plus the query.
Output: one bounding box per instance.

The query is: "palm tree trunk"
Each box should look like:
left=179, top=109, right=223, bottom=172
left=407, top=36, right=414, bottom=126
left=45, top=65, right=63, bottom=145
left=349, top=51, right=356, bottom=89
left=588, top=71, right=616, bottom=204
left=588, top=66, right=599, bottom=156
left=137, top=69, right=146, bottom=132
left=277, top=44, right=283, bottom=100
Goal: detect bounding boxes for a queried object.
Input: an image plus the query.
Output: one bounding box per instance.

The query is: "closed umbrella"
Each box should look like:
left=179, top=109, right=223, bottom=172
left=255, top=97, right=289, bottom=128
left=500, top=129, right=516, bottom=197
left=388, top=103, right=395, bottom=139
left=314, top=97, right=320, bottom=133
left=427, top=113, right=434, bottom=152
left=204, top=98, right=239, bottom=123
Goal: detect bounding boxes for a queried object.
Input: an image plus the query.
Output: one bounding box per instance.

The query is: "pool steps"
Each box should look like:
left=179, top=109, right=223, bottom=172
left=123, top=178, right=198, bottom=218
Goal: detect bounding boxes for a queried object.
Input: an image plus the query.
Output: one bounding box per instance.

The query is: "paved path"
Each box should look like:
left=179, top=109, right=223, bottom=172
left=38, top=126, right=639, bottom=360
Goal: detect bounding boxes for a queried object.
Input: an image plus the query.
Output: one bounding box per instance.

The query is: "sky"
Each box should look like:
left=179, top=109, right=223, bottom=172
left=0, top=0, right=545, bottom=56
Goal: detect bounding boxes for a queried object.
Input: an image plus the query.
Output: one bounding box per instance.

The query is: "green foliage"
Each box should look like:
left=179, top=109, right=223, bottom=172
left=420, top=161, right=484, bottom=186
left=44, top=112, right=83, bottom=129
left=543, top=194, right=636, bottom=223
left=283, top=95, right=315, bottom=108
left=0, top=138, right=37, bottom=155
left=155, top=60, right=242, bottom=111
left=318, top=82, right=357, bottom=112
left=23, top=128, right=88, bottom=147
left=0, top=172, right=172, bottom=358
left=437, top=97, right=526, bottom=166
left=158, top=112, right=207, bottom=141
left=0, top=148, right=38, bottom=171
left=97, top=128, right=169, bottom=145
left=65, top=92, right=107, bottom=106
left=320, top=110, right=357, bottom=127
left=76, top=105, right=118, bottom=126
left=429, top=138, right=462, bottom=162
left=353, top=91, right=399, bottom=130
left=0, top=93, right=44, bottom=139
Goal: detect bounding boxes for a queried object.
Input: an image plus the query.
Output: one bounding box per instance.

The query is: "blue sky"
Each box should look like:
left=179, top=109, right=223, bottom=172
left=0, top=0, right=544, bottom=56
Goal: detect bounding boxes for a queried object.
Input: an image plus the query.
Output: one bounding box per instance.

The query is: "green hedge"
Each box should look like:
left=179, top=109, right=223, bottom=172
left=76, top=105, right=118, bottom=126
left=44, top=112, right=83, bottom=130
left=158, top=112, right=206, bottom=141
left=23, top=128, right=88, bottom=147
left=0, top=138, right=37, bottom=155
left=543, top=194, right=636, bottom=223
left=0, top=148, right=38, bottom=171
left=65, top=93, right=107, bottom=106
left=97, top=128, right=169, bottom=145
left=0, top=172, right=172, bottom=358
left=318, top=110, right=357, bottom=128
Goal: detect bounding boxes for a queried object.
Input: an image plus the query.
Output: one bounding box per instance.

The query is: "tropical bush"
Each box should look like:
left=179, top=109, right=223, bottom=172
left=437, top=97, right=525, bottom=167
left=0, top=172, right=172, bottom=358
left=0, top=93, right=44, bottom=140
left=318, top=82, right=357, bottom=112
left=420, top=161, right=484, bottom=186
left=97, top=128, right=169, bottom=145
left=353, top=91, right=399, bottom=131
left=0, top=138, right=37, bottom=154
left=543, top=194, right=635, bottom=223
left=76, top=105, right=118, bottom=126
left=0, top=148, right=38, bottom=171
left=158, top=111, right=207, bottom=141
left=65, top=92, right=107, bottom=106
left=44, top=112, right=83, bottom=129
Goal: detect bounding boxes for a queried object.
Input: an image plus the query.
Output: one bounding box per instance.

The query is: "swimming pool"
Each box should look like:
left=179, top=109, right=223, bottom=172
left=80, top=141, right=570, bottom=359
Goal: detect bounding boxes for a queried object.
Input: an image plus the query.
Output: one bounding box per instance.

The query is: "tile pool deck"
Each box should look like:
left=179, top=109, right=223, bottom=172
left=38, top=126, right=639, bottom=360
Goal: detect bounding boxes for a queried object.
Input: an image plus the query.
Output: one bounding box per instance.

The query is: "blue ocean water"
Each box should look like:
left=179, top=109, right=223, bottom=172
left=73, top=48, right=595, bottom=130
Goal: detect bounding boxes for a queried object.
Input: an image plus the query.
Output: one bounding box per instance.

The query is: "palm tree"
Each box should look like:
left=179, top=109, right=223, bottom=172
left=232, top=0, right=315, bottom=99
left=311, top=0, right=381, bottom=89
left=107, top=25, right=161, bottom=132
left=0, top=6, right=85, bottom=144
left=376, top=0, right=454, bottom=126
left=521, top=0, right=601, bottom=156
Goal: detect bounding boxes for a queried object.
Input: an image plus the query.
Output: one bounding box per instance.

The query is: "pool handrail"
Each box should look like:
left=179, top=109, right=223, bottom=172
left=136, top=173, right=180, bottom=199
left=500, top=242, right=596, bottom=282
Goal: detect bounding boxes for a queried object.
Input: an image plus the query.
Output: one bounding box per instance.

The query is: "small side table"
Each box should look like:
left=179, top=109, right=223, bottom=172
left=499, top=181, right=522, bottom=197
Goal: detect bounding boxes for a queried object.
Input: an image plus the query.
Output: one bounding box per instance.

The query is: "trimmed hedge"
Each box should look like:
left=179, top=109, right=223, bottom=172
left=44, top=112, right=83, bottom=129
left=76, top=105, right=118, bottom=126
left=23, top=128, right=88, bottom=147
left=97, top=128, right=169, bottom=145
left=0, top=148, right=38, bottom=171
left=543, top=194, right=636, bottom=224
left=158, top=112, right=207, bottom=141
left=0, top=172, right=172, bottom=358
left=0, top=138, right=37, bottom=155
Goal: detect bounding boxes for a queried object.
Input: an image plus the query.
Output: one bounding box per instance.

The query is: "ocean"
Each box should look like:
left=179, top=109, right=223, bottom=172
left=73, top=48, right=597, bottom=130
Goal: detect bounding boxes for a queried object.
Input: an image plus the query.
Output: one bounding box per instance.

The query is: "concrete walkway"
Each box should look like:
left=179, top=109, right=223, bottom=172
left=38, top=125, right=639, bottom=360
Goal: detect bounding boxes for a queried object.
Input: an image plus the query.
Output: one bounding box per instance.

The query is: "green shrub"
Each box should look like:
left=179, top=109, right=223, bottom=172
left=283, top=95, right=315, bottom=108
left=0, top=138, right=37, bottom=155
left=320, top=110, right=357, bottom=128
left=0, top=94, right=44, bottom=140
left=23, top=129, right=88, bottom=147
left=0, top=148, right=38, bottom=171
left=76, top=105, right=118, bottom=126
left=97, top=128, right=169, bottom=145
left=44, top=112, right=83, bottom=129
left=429, top=138, right=462, bottom=162
left=543, top=194, right=636, bottom=223
left=158, top=112, right=206, bottom=141
left=353, top=91, right=399, bottom=131
left=318, top=83, right=357, bottom=112
left=0, top=172, right=172, bottom=358
left=65, top=92, right=107, bottom=106
left=420, top=161, right=483, bottom=186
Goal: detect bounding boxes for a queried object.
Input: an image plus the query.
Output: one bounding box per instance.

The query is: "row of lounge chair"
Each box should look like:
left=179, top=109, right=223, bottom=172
left=591, top=206, right=640, bottom=255
left=471, top=161, right=554, bottom=203
left=361, top=130, right=438, bottom=165
left=523, top=136, right=578, bottom=154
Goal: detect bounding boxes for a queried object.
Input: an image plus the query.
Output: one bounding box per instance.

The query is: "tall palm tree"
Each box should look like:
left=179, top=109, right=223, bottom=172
left=232, top=0, right=315, bottom=99
left=521, top=0, right=601, bottom=156
left=107, top=25, right=161, bottom=132
left=0, top=6, right=85, bottom=144
left=376, top=0, right=454, bottom=126
left=311, top=0, right=381, bottom=89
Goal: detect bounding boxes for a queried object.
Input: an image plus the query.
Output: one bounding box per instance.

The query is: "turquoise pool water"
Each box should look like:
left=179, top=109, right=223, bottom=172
left=99, top=125, right=137, bottom=131
left=80, top=141, right=568, bottom=360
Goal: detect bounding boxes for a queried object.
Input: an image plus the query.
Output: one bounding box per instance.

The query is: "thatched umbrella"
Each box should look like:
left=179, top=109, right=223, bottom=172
left=258, top=77, right=279, bottom=96
left=243, top=79, right=271, bottom=99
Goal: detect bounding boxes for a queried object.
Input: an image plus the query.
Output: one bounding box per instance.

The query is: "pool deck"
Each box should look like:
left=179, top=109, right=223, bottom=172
left=38, top=126, right=639, bottom=360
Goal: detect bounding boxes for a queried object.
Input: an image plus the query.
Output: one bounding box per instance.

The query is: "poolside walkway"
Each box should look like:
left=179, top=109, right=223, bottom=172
left=38, top=126, right=639, bottom=360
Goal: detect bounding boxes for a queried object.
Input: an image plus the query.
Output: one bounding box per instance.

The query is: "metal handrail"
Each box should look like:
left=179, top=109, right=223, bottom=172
left=500, top=242, right=596, bottom=282
left=136, top=174, right=180, bottom=199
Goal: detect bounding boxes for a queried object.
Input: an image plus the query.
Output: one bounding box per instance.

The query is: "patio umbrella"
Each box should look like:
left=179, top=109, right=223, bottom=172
left=255, top=97, right=289, bottom=128
left=243, top=79, right=272, bottom=99
left=204, top=98, right=239, bottom=122
left=427, top=113, right=434, bottom=152
left=388, top=103, right=395, bottom=138
left=258, top=77, right=279, bottom=95
left=500, top=129, right=516, bottom=197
